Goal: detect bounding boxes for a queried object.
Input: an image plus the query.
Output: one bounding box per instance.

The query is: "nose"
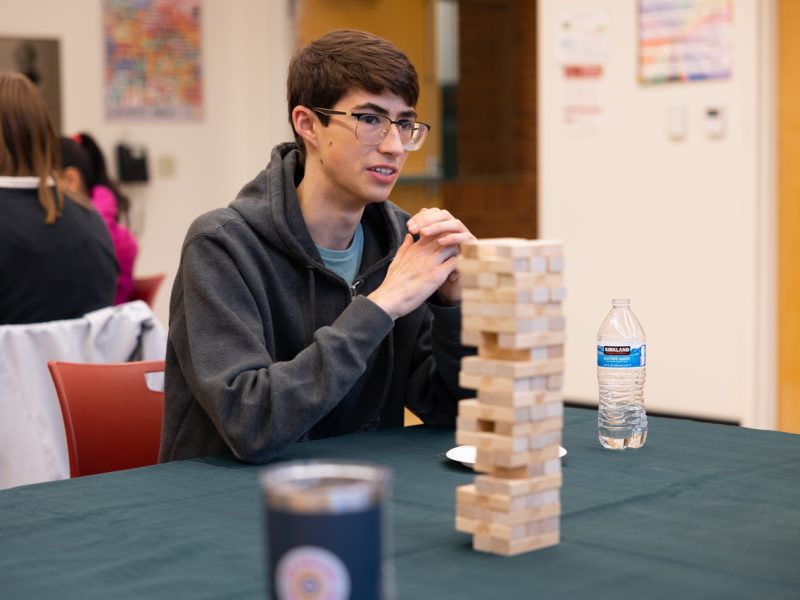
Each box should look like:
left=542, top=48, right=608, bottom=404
left=377, top=123, right=405, bottom=155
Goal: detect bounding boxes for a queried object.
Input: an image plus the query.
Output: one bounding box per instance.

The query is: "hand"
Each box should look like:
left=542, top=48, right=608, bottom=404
left=368, top=232, right=458, bottom=320
left=406, top=208, right=476, bottom=305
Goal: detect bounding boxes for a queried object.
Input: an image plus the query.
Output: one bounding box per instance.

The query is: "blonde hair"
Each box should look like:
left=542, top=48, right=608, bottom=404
left=0, top=71, right=63, bottom=224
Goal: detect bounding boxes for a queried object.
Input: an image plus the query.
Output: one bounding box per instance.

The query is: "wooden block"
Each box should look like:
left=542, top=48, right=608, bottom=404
left=461, top=243, right=480, bottom=259
left=461, top=276, right=564, bottom=302
left=547, top=373, right=564, bottom=389
left=461, top=356, right=564, bottom=379
left=463, top=238, right=538, bottom=259
left=477, top=343, right=564, bottom=363
left=460, top=271, right=500, bottom=289
left=496, top=330, right=567, bottom=350
left=474, top=472, right=563, bottom=497
left=494, top=420, right=563, bottom=440
left=473, top=459, right=562, bottom=478
left=477, top=389, right=562, bottom=408
left=528, top=431, right=562, bottom=451
left=461, top=328, right=482, bottom=347
left=456, top=501, right=490, bottom=522
left=461, top=486, right=561, bottom=513
left=527, top=240, right=563, bottom=256
left=477, top=443, right=562, bottom=467
left=547, top=255, right=565, bottom=273
left=478, top=503, right=561, bottom=526
left=458, top=256, right=540, bottom=275
left=456, top=399, right=530, bottom=424
left=462, top=300, right=563, bottom=321
left=459, top=371, right=542, bottom=394
left=463, top=315, right=551, bottom=335
left=455, top=415, right=495, bottom=433
left=457, top=516, right=531, bottom=541
left=473, top=530, right=560, bottom=557
left=457, top=430, right=531, bottom=454
left=464, top=238, right=563, bottom=258
left=528, top=399, right=564, bottom=421
left=458, top=414, right=562, bottom=437
left=528, top=516, right=560, bottom=536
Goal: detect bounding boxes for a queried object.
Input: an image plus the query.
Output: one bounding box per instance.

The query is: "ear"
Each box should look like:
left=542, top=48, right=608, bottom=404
left=60, top=166, right=86, bottom=195
left=292, top=106, right=321, bottom=152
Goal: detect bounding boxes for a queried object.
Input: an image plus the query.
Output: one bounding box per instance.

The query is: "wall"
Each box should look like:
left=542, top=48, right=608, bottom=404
left=538, top=0, right=776, bottom=426
left=0, top=0, right=294, bottom=327
left=778, top=0, right=800, bottom=433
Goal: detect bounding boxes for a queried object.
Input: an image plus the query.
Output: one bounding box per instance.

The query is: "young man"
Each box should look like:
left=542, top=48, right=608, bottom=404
left=160, top=30, right=476, bottom=463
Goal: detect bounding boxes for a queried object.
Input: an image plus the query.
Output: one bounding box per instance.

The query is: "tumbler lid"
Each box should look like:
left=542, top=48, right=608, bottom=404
left=260, top=461, right=391, bottom=513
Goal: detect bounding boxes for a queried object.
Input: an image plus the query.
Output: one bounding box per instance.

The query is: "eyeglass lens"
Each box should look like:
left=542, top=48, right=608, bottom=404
left=355, top=115, right=427, bottom=150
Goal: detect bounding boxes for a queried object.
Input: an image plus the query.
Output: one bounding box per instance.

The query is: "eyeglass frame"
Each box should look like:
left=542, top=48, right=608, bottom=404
left=310, top=107, right=431, bottom=151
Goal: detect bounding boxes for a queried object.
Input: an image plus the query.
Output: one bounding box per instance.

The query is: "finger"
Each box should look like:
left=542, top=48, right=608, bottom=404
left=419, top=216, right=465, bottom=238
left=411, top=208, right=452, bottom=232
left=437, top=254, right=459, bottom=274
left=405, top=208, right=431, bottom=235
left=435, top=230, right=476, bottom=247
left=394, top=233, right=413, bottom=258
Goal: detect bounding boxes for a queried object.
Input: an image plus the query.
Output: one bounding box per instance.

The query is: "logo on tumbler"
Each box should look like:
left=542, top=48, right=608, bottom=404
left=276, top=545, right=351, bottom=600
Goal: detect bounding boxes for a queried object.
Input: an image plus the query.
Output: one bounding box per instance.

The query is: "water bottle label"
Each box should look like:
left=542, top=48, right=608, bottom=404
left=597, top=342, right=646, bottom=368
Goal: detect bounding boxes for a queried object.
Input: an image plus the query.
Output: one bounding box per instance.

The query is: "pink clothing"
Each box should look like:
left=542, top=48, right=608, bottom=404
left=91, top=185, right=139, bottom=305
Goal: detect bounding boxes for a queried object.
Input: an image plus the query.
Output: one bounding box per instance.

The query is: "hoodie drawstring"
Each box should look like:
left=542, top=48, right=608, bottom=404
left=306, top=266, right=316, bottom=345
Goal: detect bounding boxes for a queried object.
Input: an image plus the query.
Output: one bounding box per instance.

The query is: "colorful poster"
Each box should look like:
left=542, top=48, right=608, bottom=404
left=639, top=0, right=733, bottom=84
left=104, top=0, right=203, bottom=120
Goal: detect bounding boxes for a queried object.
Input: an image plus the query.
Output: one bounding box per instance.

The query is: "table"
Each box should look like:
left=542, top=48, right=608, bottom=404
left=1, top=407, right=799, bottom=599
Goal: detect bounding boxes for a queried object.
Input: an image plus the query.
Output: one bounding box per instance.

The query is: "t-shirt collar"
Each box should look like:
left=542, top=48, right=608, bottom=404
left=0, top=176, right=55, bottom=189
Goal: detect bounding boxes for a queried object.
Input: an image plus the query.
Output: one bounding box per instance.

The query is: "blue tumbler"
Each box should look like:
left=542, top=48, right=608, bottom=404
left=260, top=461, right=393, bottom=600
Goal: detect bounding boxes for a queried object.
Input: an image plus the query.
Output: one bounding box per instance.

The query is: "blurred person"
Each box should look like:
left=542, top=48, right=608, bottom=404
left=72, top=132, right=139, bottom=305
left=160, top=30, right=476, bottom=464
left=57, top=136, right=93, bottom=198
left=0, top=72, right=117, bottom=325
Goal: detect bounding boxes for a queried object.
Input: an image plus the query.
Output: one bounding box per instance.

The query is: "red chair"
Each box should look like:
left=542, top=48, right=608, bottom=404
left=47, top=360, right=165, bottom=477
left=130, top=273, right=166, bottom=308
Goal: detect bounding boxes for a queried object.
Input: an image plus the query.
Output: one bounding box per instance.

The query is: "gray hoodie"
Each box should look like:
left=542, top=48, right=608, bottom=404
left=159, top=143, right=472, bottom=463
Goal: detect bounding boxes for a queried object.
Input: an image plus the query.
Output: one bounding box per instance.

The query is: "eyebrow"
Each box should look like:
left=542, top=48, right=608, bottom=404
left=351, top=102, right=417, bottom=120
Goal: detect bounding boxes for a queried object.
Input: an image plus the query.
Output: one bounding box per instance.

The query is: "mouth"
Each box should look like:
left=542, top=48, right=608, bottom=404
left=367, top=166, right=397, bottom=176
left=366, top=165, right=399, bottom=185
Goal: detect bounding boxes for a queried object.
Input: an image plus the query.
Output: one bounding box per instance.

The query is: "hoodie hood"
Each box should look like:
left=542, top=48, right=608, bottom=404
left=229, top=142, right=407, bottom=275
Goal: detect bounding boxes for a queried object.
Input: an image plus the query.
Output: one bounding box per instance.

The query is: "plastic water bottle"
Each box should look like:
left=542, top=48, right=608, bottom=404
left=596, top=298, right=647, bottom=449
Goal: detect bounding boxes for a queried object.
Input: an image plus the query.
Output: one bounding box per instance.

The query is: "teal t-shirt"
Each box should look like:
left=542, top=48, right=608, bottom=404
left=316, top=223, right=364, bottom=285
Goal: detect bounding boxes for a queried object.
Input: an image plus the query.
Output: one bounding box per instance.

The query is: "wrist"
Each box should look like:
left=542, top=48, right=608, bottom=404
left=367, top=290, right=400, bottom=321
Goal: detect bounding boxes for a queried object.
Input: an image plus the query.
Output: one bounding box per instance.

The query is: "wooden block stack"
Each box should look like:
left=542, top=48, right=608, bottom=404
left=455, top=238, right=565, bottom=556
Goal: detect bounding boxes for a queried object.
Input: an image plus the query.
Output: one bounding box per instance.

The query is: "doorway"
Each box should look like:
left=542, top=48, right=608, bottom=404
left=442, top=0, right=538, bottom=239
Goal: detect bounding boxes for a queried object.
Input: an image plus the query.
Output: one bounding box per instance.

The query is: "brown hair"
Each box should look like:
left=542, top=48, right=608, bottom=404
left=287, top=29, right=420, bottom=157
left=0, top=71, right=63, bottom=224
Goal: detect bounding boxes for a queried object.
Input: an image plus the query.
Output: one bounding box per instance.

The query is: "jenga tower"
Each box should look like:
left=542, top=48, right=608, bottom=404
left=454, top=238, right=565, bottom=556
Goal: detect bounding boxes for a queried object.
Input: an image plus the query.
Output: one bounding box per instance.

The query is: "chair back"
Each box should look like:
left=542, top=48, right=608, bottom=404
left=47, top=360, right=165, bottom=477
left=130, top=273, right=166, bottom=307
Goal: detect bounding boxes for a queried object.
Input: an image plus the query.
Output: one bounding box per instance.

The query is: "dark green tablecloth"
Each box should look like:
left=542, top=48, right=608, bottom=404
left=1, top=407, right=799, bottom=599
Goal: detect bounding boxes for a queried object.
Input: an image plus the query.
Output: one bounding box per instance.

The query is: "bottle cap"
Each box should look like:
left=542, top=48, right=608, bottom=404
left=612, top=298, right=630, bottom=307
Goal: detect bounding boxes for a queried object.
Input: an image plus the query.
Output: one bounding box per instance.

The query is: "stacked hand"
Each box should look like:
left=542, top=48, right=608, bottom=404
left=368, top=208, right=476, bottom=320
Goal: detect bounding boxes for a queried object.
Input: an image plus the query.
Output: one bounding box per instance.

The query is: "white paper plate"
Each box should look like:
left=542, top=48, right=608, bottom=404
left=446, top=444, right=566, bottom=467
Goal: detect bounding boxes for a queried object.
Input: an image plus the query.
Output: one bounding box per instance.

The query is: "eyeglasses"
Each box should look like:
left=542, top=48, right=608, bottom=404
left=311, top=108, right=431, bottom=151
